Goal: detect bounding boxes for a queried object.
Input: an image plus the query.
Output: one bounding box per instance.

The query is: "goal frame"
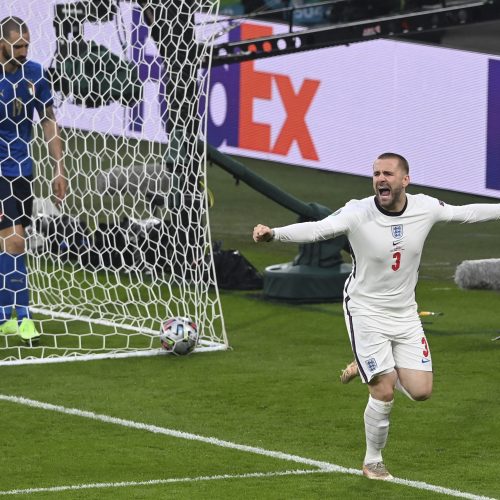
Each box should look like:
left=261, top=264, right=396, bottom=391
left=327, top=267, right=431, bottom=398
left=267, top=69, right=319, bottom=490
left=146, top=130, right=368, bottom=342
left=0, top=0, right=228, bottom=366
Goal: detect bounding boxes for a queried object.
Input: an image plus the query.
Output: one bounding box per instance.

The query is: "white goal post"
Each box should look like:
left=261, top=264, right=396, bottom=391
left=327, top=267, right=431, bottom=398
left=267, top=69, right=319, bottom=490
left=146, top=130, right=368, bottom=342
left=0, top=0, right=228, bottom=365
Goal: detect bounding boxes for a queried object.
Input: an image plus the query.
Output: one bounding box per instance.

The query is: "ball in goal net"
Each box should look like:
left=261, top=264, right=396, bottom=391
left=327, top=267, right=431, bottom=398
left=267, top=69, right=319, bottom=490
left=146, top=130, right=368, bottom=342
left=0, top=0, right=228, bottom=365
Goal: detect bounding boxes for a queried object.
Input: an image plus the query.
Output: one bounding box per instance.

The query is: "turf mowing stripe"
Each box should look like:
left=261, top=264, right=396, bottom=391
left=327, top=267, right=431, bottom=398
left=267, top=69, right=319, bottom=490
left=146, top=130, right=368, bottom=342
left=0, top=394, right=349, bottom=472
left=390, top=478, right=498, bottom=500
left=0, top=394, right=496, bottom=500
left=0, top=470, right=323, bottom=496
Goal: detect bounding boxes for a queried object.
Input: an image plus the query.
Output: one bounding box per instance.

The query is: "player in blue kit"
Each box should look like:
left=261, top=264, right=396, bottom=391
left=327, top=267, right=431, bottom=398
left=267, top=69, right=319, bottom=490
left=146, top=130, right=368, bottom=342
left=253, top=152, right=500, bottom=480
left=0, top=17, right=67, bottom=342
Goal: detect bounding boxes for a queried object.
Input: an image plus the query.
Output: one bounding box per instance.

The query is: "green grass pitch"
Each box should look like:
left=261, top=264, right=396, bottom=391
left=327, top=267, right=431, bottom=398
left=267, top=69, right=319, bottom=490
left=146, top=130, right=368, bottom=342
left=0, top=156, right=499, bottom=499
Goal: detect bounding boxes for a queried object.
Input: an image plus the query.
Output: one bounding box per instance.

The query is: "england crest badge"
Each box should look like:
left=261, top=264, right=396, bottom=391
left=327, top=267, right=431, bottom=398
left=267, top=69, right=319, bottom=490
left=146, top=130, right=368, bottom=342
left=391, top=224, right=403, bottom=239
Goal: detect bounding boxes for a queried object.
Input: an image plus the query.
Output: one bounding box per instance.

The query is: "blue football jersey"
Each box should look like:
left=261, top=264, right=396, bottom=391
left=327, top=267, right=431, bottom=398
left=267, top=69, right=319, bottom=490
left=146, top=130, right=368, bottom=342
left=0, top=61, right=54, bottom=177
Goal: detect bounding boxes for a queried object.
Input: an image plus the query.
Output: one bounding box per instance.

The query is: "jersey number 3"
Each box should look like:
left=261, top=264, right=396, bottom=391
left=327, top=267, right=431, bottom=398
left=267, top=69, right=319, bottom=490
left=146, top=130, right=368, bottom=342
left=392, top=251, right=401, bottom=271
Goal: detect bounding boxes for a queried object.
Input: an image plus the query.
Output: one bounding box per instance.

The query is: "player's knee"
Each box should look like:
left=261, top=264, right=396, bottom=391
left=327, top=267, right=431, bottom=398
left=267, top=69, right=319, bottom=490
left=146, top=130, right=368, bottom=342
left=410, top=384, right=433, bottom=401
left=368, top=377, right=396, bottom=402
left=378, top=390, right=396, bottom=402
left=412, top=390, right=432, bottom=401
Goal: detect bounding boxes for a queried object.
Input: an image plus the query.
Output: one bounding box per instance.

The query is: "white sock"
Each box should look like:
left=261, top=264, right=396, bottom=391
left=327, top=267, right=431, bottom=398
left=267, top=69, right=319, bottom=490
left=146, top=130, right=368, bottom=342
left=395, top=378, right=415, bottom=401
left=363, top=395, right=394, bottom=465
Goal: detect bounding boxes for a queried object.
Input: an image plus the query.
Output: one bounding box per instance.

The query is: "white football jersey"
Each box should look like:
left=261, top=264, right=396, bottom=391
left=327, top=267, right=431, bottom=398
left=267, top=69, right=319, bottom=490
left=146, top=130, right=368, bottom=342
left=273, top=193, right=500, bottom=318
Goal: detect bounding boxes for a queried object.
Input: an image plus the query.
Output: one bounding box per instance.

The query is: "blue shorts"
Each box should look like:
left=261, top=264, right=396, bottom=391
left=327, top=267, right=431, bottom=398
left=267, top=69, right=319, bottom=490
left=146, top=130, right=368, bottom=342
left=0, top=176, right=34, bottom=230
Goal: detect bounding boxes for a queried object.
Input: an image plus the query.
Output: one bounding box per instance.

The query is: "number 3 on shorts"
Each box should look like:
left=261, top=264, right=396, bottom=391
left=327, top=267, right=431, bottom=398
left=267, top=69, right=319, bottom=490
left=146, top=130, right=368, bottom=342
left=392, top=251, right=401, bottom=271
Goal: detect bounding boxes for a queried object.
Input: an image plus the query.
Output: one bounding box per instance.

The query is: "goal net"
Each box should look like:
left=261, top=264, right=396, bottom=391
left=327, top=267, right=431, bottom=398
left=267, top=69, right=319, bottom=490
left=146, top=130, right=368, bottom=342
left=0, top=0, right=228, bottom=365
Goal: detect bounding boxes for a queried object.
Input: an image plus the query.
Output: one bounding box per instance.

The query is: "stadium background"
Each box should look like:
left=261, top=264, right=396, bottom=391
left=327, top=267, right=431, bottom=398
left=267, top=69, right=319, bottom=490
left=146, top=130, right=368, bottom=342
left=0, top=1, right=499, bottom=498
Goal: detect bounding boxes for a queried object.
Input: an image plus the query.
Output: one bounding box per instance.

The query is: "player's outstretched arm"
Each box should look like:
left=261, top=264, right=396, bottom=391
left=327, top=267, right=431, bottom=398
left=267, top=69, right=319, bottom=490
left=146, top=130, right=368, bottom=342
left=253, top=224, right=274, bottom=243
left=444, top=203, right=500, bottom=223
left=253, top=218, right=339, bottom=244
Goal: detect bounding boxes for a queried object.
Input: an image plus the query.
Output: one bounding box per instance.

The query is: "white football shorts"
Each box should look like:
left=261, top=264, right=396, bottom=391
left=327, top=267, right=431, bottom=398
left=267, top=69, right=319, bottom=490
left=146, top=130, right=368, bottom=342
left=344, top=312, right=432, bottom=383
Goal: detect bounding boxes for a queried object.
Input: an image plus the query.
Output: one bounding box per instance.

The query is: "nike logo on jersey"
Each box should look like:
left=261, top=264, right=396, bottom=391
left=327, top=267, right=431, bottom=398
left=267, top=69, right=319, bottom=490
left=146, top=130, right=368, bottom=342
left=421, top=358, right=431, bottom=364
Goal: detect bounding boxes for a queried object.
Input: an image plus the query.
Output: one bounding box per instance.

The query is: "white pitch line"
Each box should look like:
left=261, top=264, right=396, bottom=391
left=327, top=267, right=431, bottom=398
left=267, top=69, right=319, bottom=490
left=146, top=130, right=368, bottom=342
left=0, top=470, right=323, bottom=496
left=0, top=394, right=497, bottom=500
left=0, top=394, right=347, bottom=473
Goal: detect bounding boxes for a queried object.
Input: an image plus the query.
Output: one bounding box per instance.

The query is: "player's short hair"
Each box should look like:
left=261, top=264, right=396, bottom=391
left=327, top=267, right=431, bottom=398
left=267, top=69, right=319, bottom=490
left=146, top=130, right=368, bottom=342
left=0, top=17, right=28, bottom=42
left=377, top=152, right=409, bottom=175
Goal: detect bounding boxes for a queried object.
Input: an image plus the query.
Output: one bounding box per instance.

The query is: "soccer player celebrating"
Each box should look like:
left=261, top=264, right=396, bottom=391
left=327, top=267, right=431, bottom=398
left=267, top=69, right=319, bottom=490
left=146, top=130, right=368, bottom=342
left=0, top=17, right=67, bottom=342
left=253, top=152, right=500, bottom=480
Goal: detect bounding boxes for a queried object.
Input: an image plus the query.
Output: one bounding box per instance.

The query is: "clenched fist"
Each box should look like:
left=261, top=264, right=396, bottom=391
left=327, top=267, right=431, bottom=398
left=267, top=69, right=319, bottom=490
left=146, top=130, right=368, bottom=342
left=253, top=224, right=274, bottom=243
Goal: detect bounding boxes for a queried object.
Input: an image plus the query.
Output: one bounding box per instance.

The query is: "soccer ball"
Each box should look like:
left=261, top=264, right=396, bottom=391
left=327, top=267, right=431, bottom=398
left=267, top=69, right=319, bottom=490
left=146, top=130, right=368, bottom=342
left=159, top=316, right=198, bottom=355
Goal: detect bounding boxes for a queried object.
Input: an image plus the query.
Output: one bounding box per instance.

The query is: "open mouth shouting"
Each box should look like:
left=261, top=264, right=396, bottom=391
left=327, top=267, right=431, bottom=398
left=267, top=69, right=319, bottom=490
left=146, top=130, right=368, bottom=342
left=377, top=185, right=392, bottom=203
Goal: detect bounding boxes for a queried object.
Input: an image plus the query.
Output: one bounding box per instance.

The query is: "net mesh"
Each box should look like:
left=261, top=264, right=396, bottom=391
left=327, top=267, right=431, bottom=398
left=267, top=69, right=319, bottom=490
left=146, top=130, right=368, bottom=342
left=0, top=0, right=227, bottom=364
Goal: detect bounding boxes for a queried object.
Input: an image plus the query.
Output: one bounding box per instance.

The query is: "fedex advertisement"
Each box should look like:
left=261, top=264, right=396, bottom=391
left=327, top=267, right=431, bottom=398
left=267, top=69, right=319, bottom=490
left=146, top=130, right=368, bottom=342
left=208, top=22, right=500, bottom=199
left=8, top=1, right=500, bottom=198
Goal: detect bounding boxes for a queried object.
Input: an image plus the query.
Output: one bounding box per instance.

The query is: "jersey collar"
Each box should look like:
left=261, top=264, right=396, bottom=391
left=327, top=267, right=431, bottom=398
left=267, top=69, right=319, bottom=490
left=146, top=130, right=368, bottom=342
left=374, top=195, right=408, bottom=216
